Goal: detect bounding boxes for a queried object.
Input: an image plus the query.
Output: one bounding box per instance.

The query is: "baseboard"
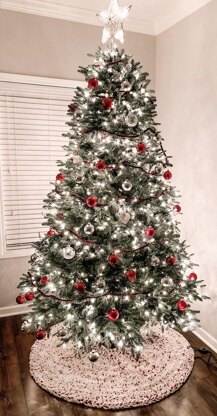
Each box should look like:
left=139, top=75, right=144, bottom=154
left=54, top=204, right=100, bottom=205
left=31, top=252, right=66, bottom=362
left=194, top=327, right=217, bottom=354
left=0, top=304, right=30, bottom=317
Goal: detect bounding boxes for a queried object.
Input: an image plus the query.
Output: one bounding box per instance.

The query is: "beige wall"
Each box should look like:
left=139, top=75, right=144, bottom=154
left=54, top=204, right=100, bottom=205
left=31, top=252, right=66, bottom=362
left=0, top=10, right=156, bottom=84
left=0, top=10, right=156, bottom=309
left=156, top=0, right=217, bottom=340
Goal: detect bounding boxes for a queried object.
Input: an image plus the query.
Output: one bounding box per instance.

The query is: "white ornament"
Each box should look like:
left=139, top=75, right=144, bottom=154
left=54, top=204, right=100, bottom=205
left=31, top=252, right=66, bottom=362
left=126, top=113, right=138, bottom=127
left=121, top=80, right=131, bottom=91
left=97, top=0, right=131, bottom=44
left=161, top=277, right=174, bottom=287
left=73, top=155, right=83, bottom=164
left=119, top=212, right=131, bottom=224
left=122, top=179, right=132, bottom=191
left=84, top=223, right=94, bottom=235
left=151, top=256, right=160, bottom=267
left=62, top=245, right=75, bottom=259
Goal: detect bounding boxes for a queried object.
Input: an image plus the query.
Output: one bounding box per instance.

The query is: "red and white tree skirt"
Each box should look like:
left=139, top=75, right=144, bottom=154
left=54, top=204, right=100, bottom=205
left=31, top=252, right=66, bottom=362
left=30, top=324, right=194, bottom=409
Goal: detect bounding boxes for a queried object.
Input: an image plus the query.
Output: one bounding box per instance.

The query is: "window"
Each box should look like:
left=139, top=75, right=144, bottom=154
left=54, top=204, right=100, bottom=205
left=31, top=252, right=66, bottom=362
left=0, top=74, right=84, bottom=258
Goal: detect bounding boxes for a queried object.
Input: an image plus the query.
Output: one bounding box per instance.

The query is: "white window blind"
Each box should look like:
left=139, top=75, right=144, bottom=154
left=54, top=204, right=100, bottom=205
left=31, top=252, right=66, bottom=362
left=0, top=74, right=84, bottom=257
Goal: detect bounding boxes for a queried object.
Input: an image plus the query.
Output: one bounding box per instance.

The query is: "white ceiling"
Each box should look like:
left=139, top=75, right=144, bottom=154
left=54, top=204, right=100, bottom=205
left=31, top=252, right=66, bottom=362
left=0, top=0, right=213, bottom=35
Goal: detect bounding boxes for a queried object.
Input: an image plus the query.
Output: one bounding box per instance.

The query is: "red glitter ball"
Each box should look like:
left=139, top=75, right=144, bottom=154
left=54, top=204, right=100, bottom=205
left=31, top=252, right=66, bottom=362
left=145, top=227, right=155, bottom=238
left=47, top=229, right=55, bottom=236
left=136, top=142, right=146, bottom=153
left=189, top=272, right=198, bottom=281
left=125, top=269, right=137, bottom=281
left=108, top=254, right=119, bottom=265
left=36, top=329, right=47, bottom=340
left=166, top=256, right=176, bottom=265
left=102, top=98, right=113, bottom=110
left=75, top=281, right=86, bottom=292
left=40, top=276, right=50, bottom=285
left=88, top=78, right=99, bottom=89
left=95, top=160, right=107, bottom=171
left=173, top=204, right=181, bottom=213
left=163, top=170, right=172, bottom=180
left=25, top=292, right=35, bottom=301
left=16, top=295, right=26, bottom=304
left=86, top=196, right=98, bottom=207
left=177, top=300, right=187, bottom=311
left=108, top=308, right=119, bottom=321
left=56, top=173, right=65, bottom=182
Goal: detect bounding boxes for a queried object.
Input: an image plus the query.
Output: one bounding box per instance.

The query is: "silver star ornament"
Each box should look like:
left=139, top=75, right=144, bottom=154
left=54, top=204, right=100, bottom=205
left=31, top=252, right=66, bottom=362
left=98, top=0, right=132, bottom=44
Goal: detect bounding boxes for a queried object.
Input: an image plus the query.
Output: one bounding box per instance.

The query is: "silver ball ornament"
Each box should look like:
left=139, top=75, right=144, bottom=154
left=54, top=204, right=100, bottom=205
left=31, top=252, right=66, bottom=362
left=62, top=245, right=75, bottom=259
left=118, top=211, right=131, bottom=224
left=121, top=80, right=131, bottom=91
left=125, top=113, right=138, bottom=127
left=96, top=277, right=106, bottom=289
left=88, top=350, right=100, bottom=362
left=84, top=223, right=94, bottom=235
left=21, top=321, right=29, bottom=332
left=161, top=277, right=174, bottom=287
left=151, top=256, right=160, bottom=267
left=122, top=179, right=132, bottom=192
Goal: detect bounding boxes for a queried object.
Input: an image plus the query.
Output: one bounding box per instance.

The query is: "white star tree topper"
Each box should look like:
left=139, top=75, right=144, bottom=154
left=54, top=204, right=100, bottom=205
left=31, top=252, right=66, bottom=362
left=98, top=0, right=132, bottom=45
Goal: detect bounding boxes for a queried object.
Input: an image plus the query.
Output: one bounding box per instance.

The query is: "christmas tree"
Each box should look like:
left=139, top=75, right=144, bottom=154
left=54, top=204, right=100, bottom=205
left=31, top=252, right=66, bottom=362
left=16, top=0, right=206, bottom=359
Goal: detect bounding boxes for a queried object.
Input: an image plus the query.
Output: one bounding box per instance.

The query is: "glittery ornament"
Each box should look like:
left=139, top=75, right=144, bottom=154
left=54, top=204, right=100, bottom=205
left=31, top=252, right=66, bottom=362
left=145, top=227, right=155, bottom=238
left=84, top=223, right=94, bottom=235
left=177, top=300, right=187, bottom=311
left=95, top=160, right=107, bottom=171
left=16, top=295, right=26, bottom=304
left=56, top=173, right=64, bottom=182
left=96, top=277, right=106, bottom=288
left=31, top=253, right=38, bottom=262
left=122, top=179, right=132, bottom=191
left=88, top=350, right=100, bottom=362
left=86, top=196, right=98, bottom=208
left=47, top=229, right=55, bottom=236
left=21, top=321, right=29, bottom=332
left=75, top=174, right=85, bottom=184
left=166, top=256, right=176, bottom=265
left=40, top=275, right=50, bottom=285
left=188, top=272, right=197, bottom=281
left=126, top=113, right=138, bottom=127
left=36, top=329, right=47, bottom=340
left=118, top=211, right=131, bottom=224
left=163, top=170, right=172, bottom=180
left=102, top=98, right=113, bottom=110
left=125, top=269, right=137, bottom=281
left=62, top=245, right=76, bottom=259
left=72, top=155, right=83, bottom=164
left=151, top=256, right=160, bottom=267
left=88, top=78, right=99, bottom=89
left=108, top=253, right=119, bottom=265
left=161, top=277, right=174, bottom=287
left=25, top=292, right=35, bottom=301
left=75, top=281, right=86, bottom=292
left=108, top=308, right=119, bottom=321
left=121, top=80, right=131, bottom=91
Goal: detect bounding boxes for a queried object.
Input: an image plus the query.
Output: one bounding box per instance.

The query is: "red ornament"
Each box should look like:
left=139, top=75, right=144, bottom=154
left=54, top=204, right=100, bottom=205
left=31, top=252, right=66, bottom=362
left=125, top=269, right=137, bottom=281
left=36, top=329, right=47, bottom=340
left=166, top=256, right=176, bottom=265
left=95, top=160, right=107, bottom=171
left=40, top=275, right=50, bottom=285
left=75, top=281, right=86, bottom=292
left=173, top=204, right=181, bottom=213
left=47, top=229, right=55, bottom=236
left=102, top=98, right=113, bottom=110
left=136, top=142, right=146, bottom=153
left=16, top=295, right=26, bottom=304
left=163, top=170, right=172, bottom=180
left=189, top=272, right=198, bottom=281
left=56, top=173, right=65, bottom=182
left=88, top=78, right=99, bottom=89
left=86, top=196, right=98, bottom=208
left=108, top=253, right=119, bottom=265
left=108, top=308, right=119, bottom=321
left=145, top=227, right=155, bottom=238
left=177, top=300, right=187, bottom=311
left=25, top=292, right=35, bottom=301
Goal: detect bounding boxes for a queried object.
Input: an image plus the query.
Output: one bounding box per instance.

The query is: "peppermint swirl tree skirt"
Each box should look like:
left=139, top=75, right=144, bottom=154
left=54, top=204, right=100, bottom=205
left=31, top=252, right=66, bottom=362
left=29, top=324, right=194, bottom=409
